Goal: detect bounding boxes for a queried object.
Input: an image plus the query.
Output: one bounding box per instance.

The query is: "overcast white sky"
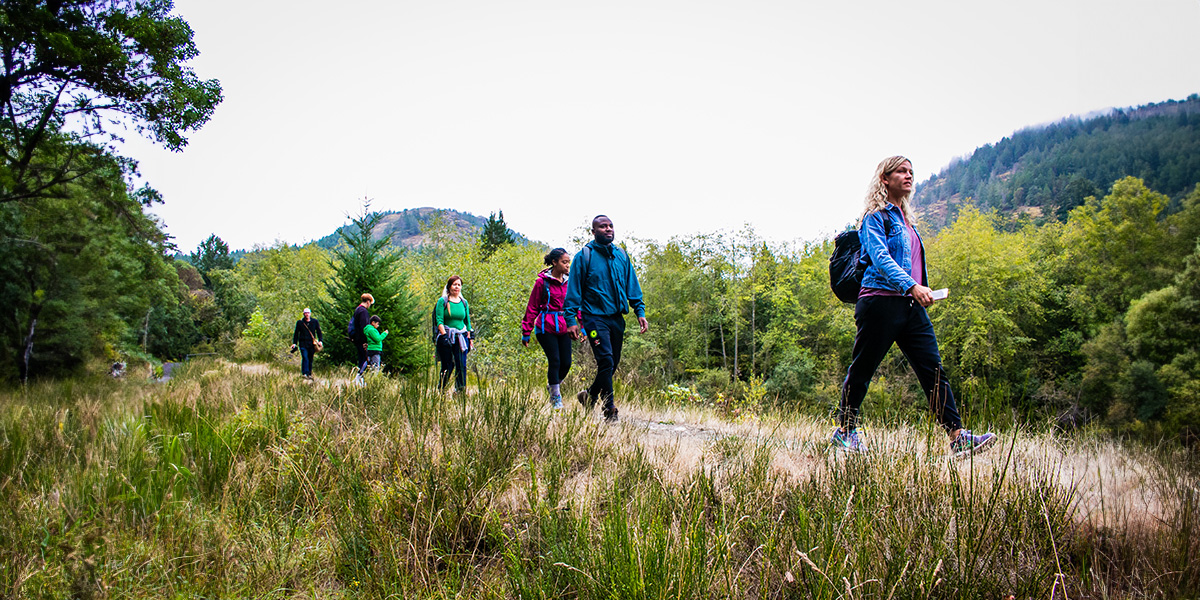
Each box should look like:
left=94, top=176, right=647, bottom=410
left=121, top=0, right=1200, bottom=252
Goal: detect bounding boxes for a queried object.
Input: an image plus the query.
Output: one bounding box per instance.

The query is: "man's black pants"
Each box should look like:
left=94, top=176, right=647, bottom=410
left=582, top=314, right=625, bottom=412
left=840, top=296, right=963, bottom=433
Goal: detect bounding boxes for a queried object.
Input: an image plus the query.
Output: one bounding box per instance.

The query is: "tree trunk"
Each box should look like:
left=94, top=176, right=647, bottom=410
left=142, top=307, right=153, bottom=352
left=718, top=320, right=727, bottom=372
left=733, top=304, right=739, bottom=381
left=750, top=296, right=756, bottom=378
left=19, top=308, right=39, bottom=384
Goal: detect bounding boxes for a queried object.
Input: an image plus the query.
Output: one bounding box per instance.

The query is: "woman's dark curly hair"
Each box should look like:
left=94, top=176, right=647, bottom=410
left=543, top=248, right=569, bottom=267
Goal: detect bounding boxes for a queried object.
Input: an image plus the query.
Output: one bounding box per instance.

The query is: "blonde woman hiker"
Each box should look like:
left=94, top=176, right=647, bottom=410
left=833, top=156, right=997, bottom=458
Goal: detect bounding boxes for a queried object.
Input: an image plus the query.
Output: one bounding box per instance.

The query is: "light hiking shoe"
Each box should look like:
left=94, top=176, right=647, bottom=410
left=551, top=394, right=563, bottom=410
left=951, top=430, right=997, bottom=458
left=830, top=428, right=867, bottom=454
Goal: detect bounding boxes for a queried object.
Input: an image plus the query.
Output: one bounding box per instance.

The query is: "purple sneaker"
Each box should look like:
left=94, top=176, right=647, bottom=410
left=830, top=428, right=867, bottom=454
left=951, top=430, right=997, bottom=458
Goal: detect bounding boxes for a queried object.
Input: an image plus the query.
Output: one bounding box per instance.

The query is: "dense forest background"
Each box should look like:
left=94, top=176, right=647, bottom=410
left=917, top=95, right=1200, bottom=229
left=1, top=4, right=1198, bottom=448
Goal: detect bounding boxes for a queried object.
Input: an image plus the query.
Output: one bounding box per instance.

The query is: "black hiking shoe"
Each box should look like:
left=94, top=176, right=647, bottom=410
left=577, top=390, right=594, bottom=410
left=602, top=406, right=619, bottom=423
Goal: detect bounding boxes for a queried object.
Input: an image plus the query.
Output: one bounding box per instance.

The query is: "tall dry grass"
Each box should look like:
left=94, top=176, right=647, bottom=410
left=0, top=359, right=1196, bottom=598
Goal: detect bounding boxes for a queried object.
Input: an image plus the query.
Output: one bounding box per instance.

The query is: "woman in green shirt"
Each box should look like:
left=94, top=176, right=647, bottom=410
left=435, top=275, right=474, bottom=391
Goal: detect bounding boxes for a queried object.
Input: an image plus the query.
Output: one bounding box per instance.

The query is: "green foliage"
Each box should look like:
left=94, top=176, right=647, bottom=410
left=315, top=205, right=424, bottom=373
left=0, top=0, right=222, bottom=203
left=189, top=233, right=234, bottom=281
left=918, top=95, right=1200, bottom=230
left=233, top=242, right=333, bottom=348
left=925, top=207, right=1047, bottom=382
left=400, top=223, right=545, bottom=380
left=1056, top=177, right=1178, bottom=331
left=0, top=156, right=195, bottom=380
left=478, top=210, right=515, bottom=258
left=234, top=308, right=277, bottom=362
left=1083, top=239, right=1200, bottom=443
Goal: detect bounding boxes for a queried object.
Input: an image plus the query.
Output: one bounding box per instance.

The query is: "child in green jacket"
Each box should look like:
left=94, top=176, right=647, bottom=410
left=364, top=316, right=388, bottom=371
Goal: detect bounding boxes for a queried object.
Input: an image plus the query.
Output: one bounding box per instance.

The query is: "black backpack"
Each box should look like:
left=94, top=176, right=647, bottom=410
left=829, top=216, right=891, bottom=304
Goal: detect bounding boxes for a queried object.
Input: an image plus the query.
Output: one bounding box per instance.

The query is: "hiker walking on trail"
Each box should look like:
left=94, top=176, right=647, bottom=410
left=564, top=215, right=648, bottom=422
left=351, top=294, right=373, bottom=383
left=833, top=156, right=996, bottom=458
left=291, top=308, right=323, bottom=379
left=363, top=315, right=388, bottom=372
left=521, top=248, right=579, bottom=410
left=434, top=276, right=474, bottom=392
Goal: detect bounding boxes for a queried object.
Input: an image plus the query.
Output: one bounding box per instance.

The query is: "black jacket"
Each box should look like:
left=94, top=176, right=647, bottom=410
left=292, top=318, right=323, bottom=348
left=352, top=304, right=371, bottom=345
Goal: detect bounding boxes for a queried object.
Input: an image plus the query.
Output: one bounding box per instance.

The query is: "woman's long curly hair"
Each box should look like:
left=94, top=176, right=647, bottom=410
left=860, top=156, right=915, bottom=224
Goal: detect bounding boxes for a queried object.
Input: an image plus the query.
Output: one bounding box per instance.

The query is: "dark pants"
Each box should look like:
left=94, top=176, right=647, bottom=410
left=299, top=346, right=313, bottom=376
left=840, top=296, right=963, bottom=433
left=583, top=314, right=625, bottom=412
left=356, top=343, right=369, bottom=375
left=367, top=350, right=382, bottom=371
left=437, top=337, right=468, bottom=391
left=536, top=333, right=573, bottom=385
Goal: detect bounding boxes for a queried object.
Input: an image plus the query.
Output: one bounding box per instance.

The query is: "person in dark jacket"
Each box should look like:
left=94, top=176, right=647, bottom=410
left=521, top=248, right=577, bottom=409
left=352, top=293, right=373, bottom=384
left=564, top=215, right=648, bottom=422
left=291, top=307, right=323, bottom=379
left=834, top=156, right=996, bottom=458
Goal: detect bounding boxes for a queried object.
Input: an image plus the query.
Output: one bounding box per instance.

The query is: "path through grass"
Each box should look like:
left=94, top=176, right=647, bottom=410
left=1, top=360, right=1197, bottom=598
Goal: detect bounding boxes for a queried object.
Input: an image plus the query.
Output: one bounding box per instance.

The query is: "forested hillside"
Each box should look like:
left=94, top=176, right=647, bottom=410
left=916, top=95, right=1200, bottom=230
left=313, top=207, right=491, bottom=249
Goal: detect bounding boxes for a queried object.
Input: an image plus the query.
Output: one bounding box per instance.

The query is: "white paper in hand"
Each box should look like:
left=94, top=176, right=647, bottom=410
left=931, top=288, right=950, bottom=301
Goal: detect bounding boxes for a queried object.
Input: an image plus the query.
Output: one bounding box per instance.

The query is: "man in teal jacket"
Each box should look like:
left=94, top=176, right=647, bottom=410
left=564, top=215, right=649, bottom=422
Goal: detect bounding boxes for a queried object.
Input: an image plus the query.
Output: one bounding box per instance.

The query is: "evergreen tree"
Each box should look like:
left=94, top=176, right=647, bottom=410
left=314, top=204, right=425, bottom=373
left=479, top=210, right=514, bottom=258
left=190, top=234, right=234, bottom=285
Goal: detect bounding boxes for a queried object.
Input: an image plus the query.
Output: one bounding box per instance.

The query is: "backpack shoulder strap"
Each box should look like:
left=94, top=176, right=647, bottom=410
left=541, top=276, right=552, bottom=311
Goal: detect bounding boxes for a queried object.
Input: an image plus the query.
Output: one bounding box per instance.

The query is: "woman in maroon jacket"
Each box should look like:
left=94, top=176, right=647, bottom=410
left=521, top=248, right=577, bottom=409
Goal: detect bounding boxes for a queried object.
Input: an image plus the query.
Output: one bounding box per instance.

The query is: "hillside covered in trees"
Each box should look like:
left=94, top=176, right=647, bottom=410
left=313, top=207, right=498, bottom=249
left=915, top=95, right=1200, bottom=230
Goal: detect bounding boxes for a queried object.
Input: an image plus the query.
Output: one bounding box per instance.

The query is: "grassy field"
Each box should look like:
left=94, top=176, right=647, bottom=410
left=1, top=360, right=1197, bottom=599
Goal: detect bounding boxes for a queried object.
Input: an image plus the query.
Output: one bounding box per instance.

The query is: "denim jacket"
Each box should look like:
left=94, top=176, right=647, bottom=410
left=859, top=203, right=927, bottom=294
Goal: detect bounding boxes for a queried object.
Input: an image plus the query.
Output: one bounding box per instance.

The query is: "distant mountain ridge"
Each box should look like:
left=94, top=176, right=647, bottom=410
left=314, top=207, right=501, bottom=249
left=915, top=94, right=1200, bottom=230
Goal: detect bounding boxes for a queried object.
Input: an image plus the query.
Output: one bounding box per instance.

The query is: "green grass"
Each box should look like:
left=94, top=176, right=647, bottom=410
left=1, top=360, right=1197, bottom=598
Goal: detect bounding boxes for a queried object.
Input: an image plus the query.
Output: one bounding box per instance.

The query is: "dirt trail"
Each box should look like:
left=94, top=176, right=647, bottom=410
left=223, top=361, right=1182, bottom=532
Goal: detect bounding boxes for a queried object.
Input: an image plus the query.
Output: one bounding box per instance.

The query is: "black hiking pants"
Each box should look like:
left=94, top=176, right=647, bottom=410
left=536, top=333, right=573, bottom=386
left=840, top=296, right=963, bottom=433
left=582, top=314, right=625, bottom=412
